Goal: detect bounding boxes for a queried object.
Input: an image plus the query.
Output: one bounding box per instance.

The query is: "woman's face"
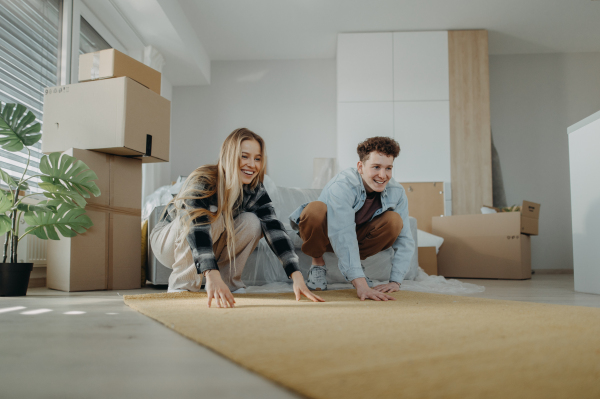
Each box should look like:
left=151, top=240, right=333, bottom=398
left=239, top=139, right=262, bottom=185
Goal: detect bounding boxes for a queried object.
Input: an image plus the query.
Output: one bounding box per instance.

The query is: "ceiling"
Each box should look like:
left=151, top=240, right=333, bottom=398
left=101, top=0, right=600, bottom=85
left=179, top=0, right=600, bottom=60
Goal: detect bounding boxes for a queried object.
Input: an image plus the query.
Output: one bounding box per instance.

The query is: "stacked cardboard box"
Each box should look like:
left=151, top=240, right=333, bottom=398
left=432, top=201, right=540, bottom=280
left=42, top=49, right=170, bottom=291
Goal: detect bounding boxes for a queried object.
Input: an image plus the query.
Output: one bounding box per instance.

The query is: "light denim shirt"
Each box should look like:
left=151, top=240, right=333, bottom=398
left=289, top=168, right=415, bottom=284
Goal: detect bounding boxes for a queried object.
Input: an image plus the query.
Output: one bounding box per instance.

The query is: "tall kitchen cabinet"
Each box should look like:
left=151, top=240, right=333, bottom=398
left=337, top=30, right=492, bottom=215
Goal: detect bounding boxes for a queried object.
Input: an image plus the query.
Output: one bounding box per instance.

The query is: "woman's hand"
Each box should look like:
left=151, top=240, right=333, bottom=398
left=204, top=270, right=236, bottom=308
left=291, top=271, right=325, bottom=302
left=373, top=281, right=401, bottom=294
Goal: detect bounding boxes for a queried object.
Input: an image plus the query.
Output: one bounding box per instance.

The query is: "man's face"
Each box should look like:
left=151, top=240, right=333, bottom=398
left=357, top=151, right=394, bottom=193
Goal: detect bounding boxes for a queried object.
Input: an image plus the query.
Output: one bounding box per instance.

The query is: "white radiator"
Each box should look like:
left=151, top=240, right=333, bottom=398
left=0, top=231, right=48, bottom=266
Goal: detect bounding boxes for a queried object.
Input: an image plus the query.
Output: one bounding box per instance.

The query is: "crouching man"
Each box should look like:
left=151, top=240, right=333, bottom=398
left=289, top=137, right=415, bottom=301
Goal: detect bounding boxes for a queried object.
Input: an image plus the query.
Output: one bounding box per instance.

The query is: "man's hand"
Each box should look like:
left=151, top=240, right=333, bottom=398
left=373, top=281, right=401, bottom=293
left=291, top=271, right=325, bottom=302
left=352, top=277, right=396, bottom=301
left=204, top=270, right=236, bottom=308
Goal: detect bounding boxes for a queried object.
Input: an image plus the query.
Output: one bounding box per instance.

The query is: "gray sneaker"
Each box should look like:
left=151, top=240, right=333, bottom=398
left=306, top=265, right=327, bottom=291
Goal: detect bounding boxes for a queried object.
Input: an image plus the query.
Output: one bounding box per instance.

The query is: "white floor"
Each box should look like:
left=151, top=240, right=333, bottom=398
left=1, top=274, right=599, bottom=399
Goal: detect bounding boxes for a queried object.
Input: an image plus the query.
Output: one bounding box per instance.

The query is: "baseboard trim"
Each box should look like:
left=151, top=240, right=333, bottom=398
left=532, top=269, right=574, bottom=275
left=28, top=277, right=47, bottom=288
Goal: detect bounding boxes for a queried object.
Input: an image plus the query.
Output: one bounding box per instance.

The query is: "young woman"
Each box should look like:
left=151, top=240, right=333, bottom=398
left=150, top=128, right=323, bottom=308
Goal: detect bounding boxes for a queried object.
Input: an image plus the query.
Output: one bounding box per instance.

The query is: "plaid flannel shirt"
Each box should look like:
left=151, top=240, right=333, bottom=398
left=163, top=181, right=300, bottom=278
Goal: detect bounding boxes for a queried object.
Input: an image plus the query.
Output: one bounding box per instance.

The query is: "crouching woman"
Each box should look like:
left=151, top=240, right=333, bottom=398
left=150, top=128, right=323, bottom=308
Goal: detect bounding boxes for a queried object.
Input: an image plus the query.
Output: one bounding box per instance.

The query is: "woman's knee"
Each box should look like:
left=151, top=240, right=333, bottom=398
left=238, top=212, right=262, bottom=236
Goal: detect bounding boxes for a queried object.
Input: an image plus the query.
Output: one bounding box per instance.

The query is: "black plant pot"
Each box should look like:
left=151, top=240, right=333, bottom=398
left=0, top=263, right=34, bottom=296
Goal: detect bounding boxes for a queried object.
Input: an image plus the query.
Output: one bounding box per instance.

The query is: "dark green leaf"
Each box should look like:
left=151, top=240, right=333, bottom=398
left=0, top=190, right=13, bottom=213
left=38, top=182, right=87, bottom=208
left=0, top=215, right=11, bottom=235
left=0, top=168, right=17, bottom=189
left=16, top=203, right=57, bottom=213
left=39, top=152, right=100, bottom=198
left=0, top=102, right=42, bottom=152
left=23, top=203, right=93, bottom=240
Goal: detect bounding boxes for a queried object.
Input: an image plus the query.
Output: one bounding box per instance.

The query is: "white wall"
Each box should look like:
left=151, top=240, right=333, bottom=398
left=489, top=52, right=600, bottom=270
left=170, top=59, right=336, bottom=188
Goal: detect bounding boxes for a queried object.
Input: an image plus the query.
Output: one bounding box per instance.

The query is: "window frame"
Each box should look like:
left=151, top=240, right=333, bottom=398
left=67, top=0, right=126, bottom=84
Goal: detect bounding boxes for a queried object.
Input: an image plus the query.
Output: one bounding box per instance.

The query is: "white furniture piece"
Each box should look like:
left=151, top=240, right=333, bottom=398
left=568, top=111, right=600, bottom=295
left=337, top=31, right=450, bottom=186
left=336, top=30, right=492, bottom=216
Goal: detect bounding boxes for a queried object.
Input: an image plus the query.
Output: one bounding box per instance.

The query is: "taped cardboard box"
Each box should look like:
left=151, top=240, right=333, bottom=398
left=47, top=149, right=142, bottom=292
left=79, top=48, right=161, bottom=95
left=418, top=246, right=438, bottom=275
left=432, top=213, right=531, bottom=280
left=400, top=182, right=446, bottom=233
left=482, top=201, right=541, bottom=235
left=42, top=77, right=170, bottom=163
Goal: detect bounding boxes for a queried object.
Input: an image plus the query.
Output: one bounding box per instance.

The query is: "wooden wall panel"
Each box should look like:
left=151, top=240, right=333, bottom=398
left=448, top=30, right=493, bottom=215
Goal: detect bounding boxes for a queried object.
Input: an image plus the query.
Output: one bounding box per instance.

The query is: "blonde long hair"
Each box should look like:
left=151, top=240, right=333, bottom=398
left=173, top=128, right=266, bottom=267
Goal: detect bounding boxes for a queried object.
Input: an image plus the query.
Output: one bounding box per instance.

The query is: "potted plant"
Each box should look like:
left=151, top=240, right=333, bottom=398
left=0, top=101, right=100, bottom=296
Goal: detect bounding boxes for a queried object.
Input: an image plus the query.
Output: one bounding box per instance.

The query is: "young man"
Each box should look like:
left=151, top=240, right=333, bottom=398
left=289, top=137, right=415, bottom=301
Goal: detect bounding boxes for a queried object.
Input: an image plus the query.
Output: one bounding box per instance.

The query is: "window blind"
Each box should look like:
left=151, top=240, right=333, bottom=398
left=0, top=0, right=61, bottom=193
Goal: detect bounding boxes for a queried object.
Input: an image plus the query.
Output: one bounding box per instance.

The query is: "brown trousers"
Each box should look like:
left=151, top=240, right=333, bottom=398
left=298, top=201, right=403, bottom=260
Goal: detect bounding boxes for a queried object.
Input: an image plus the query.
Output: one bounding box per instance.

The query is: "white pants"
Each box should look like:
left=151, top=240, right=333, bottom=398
left=150, top=212, right=262, bottom=292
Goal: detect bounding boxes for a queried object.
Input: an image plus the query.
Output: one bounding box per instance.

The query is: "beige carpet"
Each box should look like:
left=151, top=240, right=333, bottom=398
left=124, top=290, right=600, bottom=399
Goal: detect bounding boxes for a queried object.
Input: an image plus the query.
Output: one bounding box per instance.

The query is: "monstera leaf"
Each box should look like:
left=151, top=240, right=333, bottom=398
left=15, top=202, right=57, bottom=213
left=0, top=190, right=13, bottom=235
left=23, top=203, right=93, bottom=240
left=38, top=182, right=87, bottom=208
left=0, top=102, right=42, bottom=152
left=0, top=168, right=17, bottom=189
left=39, top=152, right=100, bottom=199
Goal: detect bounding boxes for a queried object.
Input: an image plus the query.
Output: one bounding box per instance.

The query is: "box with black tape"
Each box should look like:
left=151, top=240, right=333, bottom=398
left=46, top=148, right=142, bottom=292
left=42, top=77, right=170, bottom=163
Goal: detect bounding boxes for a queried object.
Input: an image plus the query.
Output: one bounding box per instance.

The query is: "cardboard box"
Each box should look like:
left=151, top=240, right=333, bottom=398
left=79, top=48, right=161, bottom=95
left=47, top=149, right=142, bottom=292
left=418, top=246, right=438, bottom=275
left=400, top=182, right=446, bottom=233
left=432, top=213, right=531, bottom=280
left=42, top=77, right=170, bottom=163
left=482, top=201, right=541, bottom=235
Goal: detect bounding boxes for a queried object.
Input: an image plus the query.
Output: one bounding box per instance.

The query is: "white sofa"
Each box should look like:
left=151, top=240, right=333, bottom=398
left=240, top=177, right=419, bottom=286
left=146, top=176, right=419, bottom=286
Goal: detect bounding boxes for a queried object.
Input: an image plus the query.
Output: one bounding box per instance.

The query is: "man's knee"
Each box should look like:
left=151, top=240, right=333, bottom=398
left=382, top=211, right=403, bottom=236
left=300, top=201, right=327, bottom=225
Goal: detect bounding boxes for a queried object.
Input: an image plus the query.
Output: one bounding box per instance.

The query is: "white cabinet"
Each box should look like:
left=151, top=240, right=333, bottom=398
left=393, top=101, right=451, bottom=183
left=337, top=31, right=451, bottom=188
left=568, top=111, right=600, bottom=295
left=393, top=31, right=449, bottom=102
left=337, top=30, right=491, bottom=216
left=337, top=33, right=393, bottom=102
left=337, top=102, right=394, bottom=171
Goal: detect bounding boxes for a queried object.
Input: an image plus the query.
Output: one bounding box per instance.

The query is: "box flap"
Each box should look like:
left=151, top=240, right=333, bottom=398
left=521, top=201, right=540, bottom=219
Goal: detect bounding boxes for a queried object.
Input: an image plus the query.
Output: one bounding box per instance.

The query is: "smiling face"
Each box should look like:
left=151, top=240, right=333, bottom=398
left=239, top=139, right=262, bottom=185
left=357, top=151, right=394, bottom=193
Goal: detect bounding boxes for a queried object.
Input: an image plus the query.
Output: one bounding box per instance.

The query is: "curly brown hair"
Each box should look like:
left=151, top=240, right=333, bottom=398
left=356, top=136, right=400, bottom=162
